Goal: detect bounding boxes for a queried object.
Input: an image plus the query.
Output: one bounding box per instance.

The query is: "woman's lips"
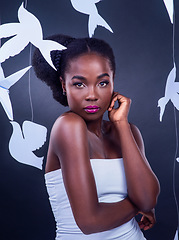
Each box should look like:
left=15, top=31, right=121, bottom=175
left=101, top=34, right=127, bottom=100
left=84, top=105, right=100, bottom=113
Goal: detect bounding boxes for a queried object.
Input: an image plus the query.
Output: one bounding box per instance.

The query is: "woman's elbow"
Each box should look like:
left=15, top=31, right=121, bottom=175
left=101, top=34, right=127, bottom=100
left=136, top=191, right=159, bottom=212
left=80, top=226, right=95, bottom=235
left=138, top=184, right=160, bottom=212
left=77, top=222, right=96, bottom=235
left=76, top=216, right=99, bottom=235
left=137, top=198, right=157, bottom=212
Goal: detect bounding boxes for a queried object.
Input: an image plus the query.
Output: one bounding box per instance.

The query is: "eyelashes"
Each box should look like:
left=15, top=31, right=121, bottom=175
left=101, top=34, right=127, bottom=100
left=98, top=80, right=109, bottom=87
left=73, top=82, right=85, bottom=88
left=73, top=80, right=109, bottom=89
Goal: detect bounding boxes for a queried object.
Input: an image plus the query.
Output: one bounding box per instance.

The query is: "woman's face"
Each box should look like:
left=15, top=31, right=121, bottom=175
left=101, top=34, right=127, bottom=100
left=63, top=53, right=114, bottom=121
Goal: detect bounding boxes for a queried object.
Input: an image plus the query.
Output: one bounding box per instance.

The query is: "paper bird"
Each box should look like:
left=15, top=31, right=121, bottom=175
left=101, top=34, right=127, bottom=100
left=163, top=0, right=173, bottom=23
left=174, top=229, right=178, bottom=240
left=0, top=64, right=31, bottom=120
left=70, top=0, right=113, bottom=37
left=9, top=120, right=47, bottom=170
left=0, top=2, right=66, bottom=70
left=158, top=64, right=179, bottom=122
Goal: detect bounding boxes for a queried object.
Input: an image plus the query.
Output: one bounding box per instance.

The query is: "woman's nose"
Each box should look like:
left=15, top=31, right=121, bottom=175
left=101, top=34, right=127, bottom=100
left=85, top=87, right=98, bottom=101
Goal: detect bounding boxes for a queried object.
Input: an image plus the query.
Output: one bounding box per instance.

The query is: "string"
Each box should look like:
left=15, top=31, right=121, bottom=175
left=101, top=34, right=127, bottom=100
left=172, top=0, right=175, bottom=65
left=24, top=0, right=28, bottom=9
left=173, top=108, right=179, bottom=232
left=24, top=0, right=34, bottom=122
left=28, top=43, right=34, bottom=122
left=172, top=0, right=179, bottom=234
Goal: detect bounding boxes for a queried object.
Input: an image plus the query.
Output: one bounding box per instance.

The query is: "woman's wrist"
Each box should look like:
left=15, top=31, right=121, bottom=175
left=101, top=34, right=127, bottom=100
left=112, top=119, right=130, bottom=128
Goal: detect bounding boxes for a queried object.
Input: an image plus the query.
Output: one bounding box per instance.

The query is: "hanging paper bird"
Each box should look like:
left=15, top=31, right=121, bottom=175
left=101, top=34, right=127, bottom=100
left=0, top=2, right=66, bottom=70
left=158, top=64, right=179, bottom=122
left=70, top=0, right=113, bottom=37
left=174, top=229, right=178, bottom=240
left=163, top=0, right=173, bottom=24
left=0, top=64, right=31, bottom=121
left=9, top=120, right=47, bottom=170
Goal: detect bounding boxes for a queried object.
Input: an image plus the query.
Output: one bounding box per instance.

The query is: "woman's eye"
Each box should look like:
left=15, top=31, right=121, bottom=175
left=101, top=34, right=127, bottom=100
left=73, top=82, right=85, bottom=88
left=98, top=81, right=109, bottom=87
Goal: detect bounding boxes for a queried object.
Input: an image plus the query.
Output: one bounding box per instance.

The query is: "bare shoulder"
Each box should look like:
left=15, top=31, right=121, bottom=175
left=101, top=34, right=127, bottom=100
left=57, top=111, right=86, bottom=125
left=130, top=123, right=141, bottom=135
left=129, top=123, right=145, bottom=154
left=50, top=112, right=88, bottom=152
left=52, top=112, right=87, bottom=135
left=49, top=112, right=90, bottom=173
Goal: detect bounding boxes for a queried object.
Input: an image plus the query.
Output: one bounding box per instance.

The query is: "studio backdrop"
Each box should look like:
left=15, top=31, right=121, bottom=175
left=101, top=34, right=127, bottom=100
left=0, top=0, right=179, bottom=239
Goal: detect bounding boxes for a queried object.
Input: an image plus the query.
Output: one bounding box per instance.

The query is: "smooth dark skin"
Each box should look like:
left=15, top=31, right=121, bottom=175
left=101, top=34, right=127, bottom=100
left=46, top=53, right=160, bottom=234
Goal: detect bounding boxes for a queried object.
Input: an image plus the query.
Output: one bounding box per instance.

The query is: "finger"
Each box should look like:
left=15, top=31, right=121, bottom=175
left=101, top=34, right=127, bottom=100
left=141, top=218, right=155, bottom=231
left=108, top=93, right=130, bottom=112
left=143, top=223, right=153, bottom=231
left=138, top=221, right=145, bottom=229
left=145, top=216, right=156, bottom=226
left=108, top=95, right=119, bottom=111
left=138, top=221, right=150, bottom=231
left=112, top=91, right=119, bottom=98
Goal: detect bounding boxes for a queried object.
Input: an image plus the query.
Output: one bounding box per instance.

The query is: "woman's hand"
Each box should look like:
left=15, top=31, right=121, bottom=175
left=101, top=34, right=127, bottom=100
left=108, top=92, right=131, bottom=123
left=137, top=209, right=156, bottom=231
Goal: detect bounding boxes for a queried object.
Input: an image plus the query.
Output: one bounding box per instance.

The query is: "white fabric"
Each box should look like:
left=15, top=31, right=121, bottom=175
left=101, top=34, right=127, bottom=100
left=45, top=158, right=146, bottom=240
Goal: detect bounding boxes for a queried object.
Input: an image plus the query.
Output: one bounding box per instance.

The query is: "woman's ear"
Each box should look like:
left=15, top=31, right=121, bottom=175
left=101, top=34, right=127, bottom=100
left=60, top=77, right=66, bottom=94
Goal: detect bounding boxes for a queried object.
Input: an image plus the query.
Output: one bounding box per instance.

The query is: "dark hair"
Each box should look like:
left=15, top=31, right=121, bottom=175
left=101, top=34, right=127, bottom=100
left=32, top=34, right=116, bottom=106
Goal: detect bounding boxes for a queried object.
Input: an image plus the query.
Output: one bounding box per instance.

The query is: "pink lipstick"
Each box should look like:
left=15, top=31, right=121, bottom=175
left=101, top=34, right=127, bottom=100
left=84, top=105, right=100, bottom=113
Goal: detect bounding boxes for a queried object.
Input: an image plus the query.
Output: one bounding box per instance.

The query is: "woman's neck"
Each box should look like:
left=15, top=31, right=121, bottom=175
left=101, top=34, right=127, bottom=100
left=86, top=117, right=104, bottom=138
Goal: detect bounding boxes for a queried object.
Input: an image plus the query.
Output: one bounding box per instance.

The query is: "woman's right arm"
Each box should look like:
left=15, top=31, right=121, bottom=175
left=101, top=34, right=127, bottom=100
left=49, top=112, right=141, bottom=234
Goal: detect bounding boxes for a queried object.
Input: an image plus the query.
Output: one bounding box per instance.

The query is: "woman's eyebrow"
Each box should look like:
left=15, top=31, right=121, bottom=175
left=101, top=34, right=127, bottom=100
left=71, top=73, right=110, bottom=81
left=97, top=73, right=110, bottom=79
left=71, top=75, right=86, bottom=81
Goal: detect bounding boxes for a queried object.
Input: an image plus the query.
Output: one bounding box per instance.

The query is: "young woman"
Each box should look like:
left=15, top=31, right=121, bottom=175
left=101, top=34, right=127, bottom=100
left=32, top=35, right=160, bottom=240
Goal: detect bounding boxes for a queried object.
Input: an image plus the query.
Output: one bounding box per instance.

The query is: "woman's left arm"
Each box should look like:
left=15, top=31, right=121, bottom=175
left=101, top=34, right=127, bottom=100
left=108, top=92, right=160, bottom=212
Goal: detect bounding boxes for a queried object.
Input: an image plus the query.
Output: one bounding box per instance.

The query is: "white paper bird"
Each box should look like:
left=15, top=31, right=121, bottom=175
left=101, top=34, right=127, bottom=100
left=70, top=0, right=113, bottom=37
left=163, top=0, right=173, bottom=24
left=174, top=229, right=178, bottom=240
left=158, top=64, right=179, bottom=122
left=0, top=2, right=66, bottom=70
left=0, top=64, right=31, bottom=120
left=9, top=120, right=47, bottom=170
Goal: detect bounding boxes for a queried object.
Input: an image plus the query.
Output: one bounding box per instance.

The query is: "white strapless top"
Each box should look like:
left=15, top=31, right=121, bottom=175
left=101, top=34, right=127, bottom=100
left=45, top=158, right=146, bottom=240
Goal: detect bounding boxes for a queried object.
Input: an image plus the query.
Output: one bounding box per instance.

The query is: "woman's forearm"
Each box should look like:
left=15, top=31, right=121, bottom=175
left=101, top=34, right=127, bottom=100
left=113, top=121, right=160, bottom=211
left=76, top=197, right=138, bottom=234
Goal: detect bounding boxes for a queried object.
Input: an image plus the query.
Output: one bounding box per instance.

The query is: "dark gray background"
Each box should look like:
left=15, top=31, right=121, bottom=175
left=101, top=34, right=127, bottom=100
left=0, top=0, right=179, bottom=239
